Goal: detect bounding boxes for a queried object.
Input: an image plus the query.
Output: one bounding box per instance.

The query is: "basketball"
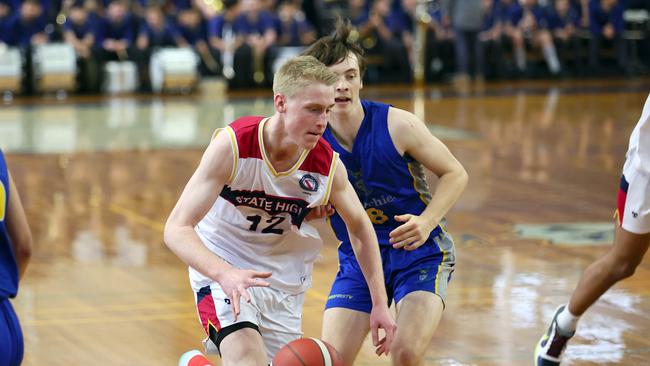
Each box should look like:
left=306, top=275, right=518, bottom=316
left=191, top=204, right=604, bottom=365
left=272, top=338, right=343, bottom=366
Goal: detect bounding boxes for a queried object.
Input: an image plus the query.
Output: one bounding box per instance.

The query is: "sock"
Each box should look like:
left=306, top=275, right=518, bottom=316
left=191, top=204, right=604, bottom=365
left=543, top=45, right=561, bottom=74
left=515, top=48, right=526, bottom=71
left=556, top=305, right=579, bottom=335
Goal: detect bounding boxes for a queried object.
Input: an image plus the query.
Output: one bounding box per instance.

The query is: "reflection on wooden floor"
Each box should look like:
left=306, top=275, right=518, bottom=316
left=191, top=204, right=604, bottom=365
left=5, top=80, right=650, bottom=365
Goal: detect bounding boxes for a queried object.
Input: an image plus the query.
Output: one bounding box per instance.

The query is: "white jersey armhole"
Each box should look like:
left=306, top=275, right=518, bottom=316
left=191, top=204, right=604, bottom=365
left=322, top=152, right=339, bottom=205
left=212, top=126, right=239, bottom=183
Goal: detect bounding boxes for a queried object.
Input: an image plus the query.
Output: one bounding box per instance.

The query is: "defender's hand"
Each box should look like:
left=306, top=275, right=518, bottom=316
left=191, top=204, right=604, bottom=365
left=305, top=204, right=335, bottom=221
left=389, top=214, right=436, bottom=251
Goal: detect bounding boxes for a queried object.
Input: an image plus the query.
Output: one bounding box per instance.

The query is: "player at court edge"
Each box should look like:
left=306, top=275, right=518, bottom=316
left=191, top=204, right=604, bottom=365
left=0, top=149, right=33, bottom=366
left=302, top=20, right=468, bottom=366
left=164, top=55, right=396, bottom=366
left=535, top=95, right=650, bottom=365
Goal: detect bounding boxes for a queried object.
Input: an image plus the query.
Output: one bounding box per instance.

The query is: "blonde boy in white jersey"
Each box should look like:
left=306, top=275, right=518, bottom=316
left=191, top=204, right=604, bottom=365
left=535, top=93, right=650, bottom=366
left=164, top=56, right=396, bottom=366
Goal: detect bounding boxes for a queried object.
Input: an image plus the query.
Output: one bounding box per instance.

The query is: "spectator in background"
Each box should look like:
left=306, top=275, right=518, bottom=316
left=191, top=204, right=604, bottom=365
left=95, top=0, right=137, bottom=63
left=95, top=0, right=144, bottom=90
left=442, top=0, right=486, bottom=89
left=0, top=1, right=10, bottom=45
left=301, top=0, right=329, bottom=36
left=548, top=0, right=584, bottom=75
left=348, top=0, right=368, bottom=26
left=498, top=0, right=524, bottom=73
left=238, top=0, right=278, bottom=86
left=3, top=0, right=59, bottom=24
left=208, top=0, right=244, bottom=82
left=0, top=0, right=11, bottom=26
left=176, top=7, right=220, bottom=76
left=1, top=0, right=48, bottom=49
left=1, top=0, right=48, bottom=94
left=388, top=0, right=416, bottom=71
left=588, top=0, right=627, bottom=73
left=479, top=0, right=504, bottom=79
left=425, top=3, right=455, bottom=82
left=276, top=1, right=316, bottom=47
left=136, top=5, right=183, bottom=90
left=63, top=1, right=100, bottom=92
left=164, top=0, right=195, bottom=16
left=356, top=0, right=411, bottom=82
left=137, top=5, right=182, bottom=50
left=505, top=0, right=561, bottom=75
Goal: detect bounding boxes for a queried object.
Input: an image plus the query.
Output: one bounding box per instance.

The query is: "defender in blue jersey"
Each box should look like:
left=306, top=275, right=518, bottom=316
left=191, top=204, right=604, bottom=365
left=303, top=21, right=468, bottom=366
left=0, top=150, right=33, bottom=366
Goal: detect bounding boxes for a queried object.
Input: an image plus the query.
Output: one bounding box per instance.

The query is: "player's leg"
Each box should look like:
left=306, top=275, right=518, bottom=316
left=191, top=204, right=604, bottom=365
left=535, top=174, right=650, bottom=366
left=392, top=292, right=444, bottom=366
left=535, top=226, right=650, bottom=366
left=219, top=328, right=267, bottom=366
left=568, top=225, right=650, bottom=315
left=321, top=258, right=375, bottom=366
left=322, top=308, right=371, bottom=366
left=390, top=231, right=455, bottom=366
left=194, top=284, right=267, bottom=366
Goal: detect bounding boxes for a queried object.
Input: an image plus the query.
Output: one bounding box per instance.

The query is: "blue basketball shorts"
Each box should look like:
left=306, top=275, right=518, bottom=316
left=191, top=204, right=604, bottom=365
left=0, top=298, right=24, bottom=366
left=325, top=230, right=456, bottom=313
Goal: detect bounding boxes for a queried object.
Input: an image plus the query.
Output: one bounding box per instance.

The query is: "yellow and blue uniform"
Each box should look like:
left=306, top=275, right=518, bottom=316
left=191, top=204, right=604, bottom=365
left=0, top=150, right=23, bottom=366
left=324, top=100, right=456, bottom=312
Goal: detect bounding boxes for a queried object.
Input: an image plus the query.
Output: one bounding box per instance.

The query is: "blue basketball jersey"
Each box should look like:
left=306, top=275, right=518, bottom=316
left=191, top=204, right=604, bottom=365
left=323, top=100, right=443, bottom=257
left=0, top=150, right=19, bottom=299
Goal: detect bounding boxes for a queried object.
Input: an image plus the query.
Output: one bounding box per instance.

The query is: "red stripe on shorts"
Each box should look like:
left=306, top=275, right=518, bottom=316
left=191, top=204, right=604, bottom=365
left=197, top=291, right=221, bottom=333
left=617, top=185, right=628, bottom=226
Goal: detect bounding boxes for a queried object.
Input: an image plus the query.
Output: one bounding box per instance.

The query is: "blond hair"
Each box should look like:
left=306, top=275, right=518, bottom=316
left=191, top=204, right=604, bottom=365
left=272, top=56, right=338, bottom=98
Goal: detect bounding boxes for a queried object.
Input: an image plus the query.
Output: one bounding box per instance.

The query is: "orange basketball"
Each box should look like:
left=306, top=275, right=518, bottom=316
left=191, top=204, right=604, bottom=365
left=272, top=338, right=343, bottom=366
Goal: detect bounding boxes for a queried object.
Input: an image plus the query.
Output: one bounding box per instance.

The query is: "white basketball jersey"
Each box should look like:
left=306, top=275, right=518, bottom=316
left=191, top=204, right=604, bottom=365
left=623, top=93, right=650, bottom=178
left=190, top=116, right=339, bottom=294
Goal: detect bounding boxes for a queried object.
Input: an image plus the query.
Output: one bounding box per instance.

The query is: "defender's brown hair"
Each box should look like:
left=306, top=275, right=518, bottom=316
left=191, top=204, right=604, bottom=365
left=302, top=19, right=367, bottom=77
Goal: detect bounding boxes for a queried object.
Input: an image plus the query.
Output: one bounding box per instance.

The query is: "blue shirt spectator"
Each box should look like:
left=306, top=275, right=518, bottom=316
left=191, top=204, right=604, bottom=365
left=238, top=9, right=276, bottom=36
left=482, top=0, right=501, bottom=31
left=508, top=0, right=548, bottom=29
left=589, top=0, right=624, bottom=35
left=176, top=9, right=208, bottom=46
left=63, top=7, right=96, bottom=40
left=349, top=0, right=369, bottom=26
left=138, top=6, right=181, bottom=48
left=386, top=4, right=414, bottom=37
left=277, top=2, right=316, bottom=46
left=1, top=0, right=47, bottom=48
left=95, top=1, right=136, bottom=48
left=208, top=10, right=245, bottom=40
left=548, top=0, right=580, bottom=30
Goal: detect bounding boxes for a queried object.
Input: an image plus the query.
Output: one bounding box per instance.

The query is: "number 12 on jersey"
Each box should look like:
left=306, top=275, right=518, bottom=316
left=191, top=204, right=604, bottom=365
left=246, top=215, right=285, bottom=234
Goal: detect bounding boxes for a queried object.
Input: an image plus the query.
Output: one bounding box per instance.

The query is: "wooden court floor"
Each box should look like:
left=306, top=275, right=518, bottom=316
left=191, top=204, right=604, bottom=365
left=4, top=79, right=650, bottom=365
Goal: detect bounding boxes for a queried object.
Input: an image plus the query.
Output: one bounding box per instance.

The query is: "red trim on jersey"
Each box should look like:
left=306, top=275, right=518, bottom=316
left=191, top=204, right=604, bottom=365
left=230, top=116, right=264, bottom=159
left=299, top=139, right=335, bottom=176
left=230, top=117, right=335, bottom=175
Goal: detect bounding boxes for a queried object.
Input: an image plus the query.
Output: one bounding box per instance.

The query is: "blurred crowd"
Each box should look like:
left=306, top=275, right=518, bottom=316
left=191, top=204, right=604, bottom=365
left=0, top=0, right=649, bottom=94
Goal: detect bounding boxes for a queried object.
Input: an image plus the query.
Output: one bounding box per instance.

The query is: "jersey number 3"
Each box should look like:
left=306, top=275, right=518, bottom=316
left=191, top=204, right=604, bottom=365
left=246, top=215, right=285, bottom=234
